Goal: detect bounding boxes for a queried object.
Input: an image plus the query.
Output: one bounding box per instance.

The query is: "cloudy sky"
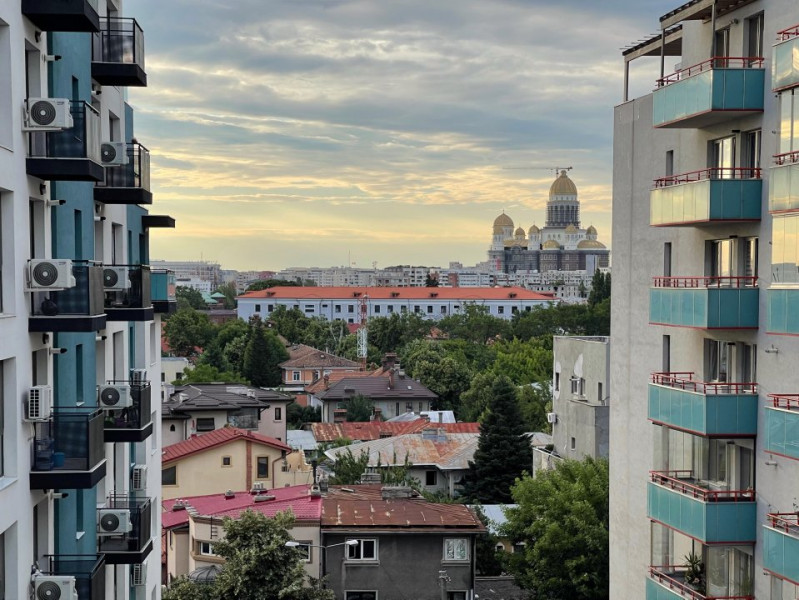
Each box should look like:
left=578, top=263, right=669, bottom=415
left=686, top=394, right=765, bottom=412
left=131, top=0, right=675, bottom=271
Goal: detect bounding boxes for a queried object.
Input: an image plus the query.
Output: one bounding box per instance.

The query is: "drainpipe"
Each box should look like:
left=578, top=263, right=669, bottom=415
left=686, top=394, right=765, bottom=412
left=710, top=0, right=717, bottom=61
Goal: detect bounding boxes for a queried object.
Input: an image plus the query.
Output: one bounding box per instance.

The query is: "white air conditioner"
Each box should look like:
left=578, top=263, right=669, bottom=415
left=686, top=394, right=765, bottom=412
left=98, top=384, right=132, bottom=409
left=131, top=563, right=146, bottom=587
left=129, top=368, right=147, bottom=385
left=103, top=266, right=130, bottom=290
left=131, top=464, right=147, bottom=491
left=100, top=142, right=129, bottom=166
left=24, top=98, right=73, bottom=131
left=27, top=259, right=76, bottom=291
left=27, top=385, right=53, bottom=421
left=98, top=508, right=133, bottom=535
left=33, top=574, right=78, bottom=600
left=546, top=412, right=558, bottom=424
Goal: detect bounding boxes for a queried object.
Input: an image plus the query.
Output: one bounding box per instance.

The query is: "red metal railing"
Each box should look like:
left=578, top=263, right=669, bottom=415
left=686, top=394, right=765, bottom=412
left=654, top=167, right=762, bottom=187
left=767, top=394, right=799, bottom=411
left=652, top=276, right=758, bottom=289
left=777, top=24, right=799, bottom=42
left=656, top=56, right=764, bottom=87
left=767, top=512, right=799, bottom=535
left=651, top=372, right=758, bottom=395
left=650, top=471, right=755, bottom=502
left=774, top=151, right=799, bottom=166
left=649, top=567, right=753, bottom=600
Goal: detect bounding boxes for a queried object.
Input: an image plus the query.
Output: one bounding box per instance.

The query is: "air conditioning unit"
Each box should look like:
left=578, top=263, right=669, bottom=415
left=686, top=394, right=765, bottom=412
left=27, top=385, right=53, bottom=421
left=33, top=574, right=78, bottom=600
left=98, top=508, right=133, bottom=535
left=131, top=464, right=147, bottom=491
left=129, top=368, right=147, bottom=385
left=24, top=98, right=73, bottom=131
left=98, top=384, right=132, bottom=409
left=103, top=266, right=130, bottom=290
left=27, top=259, right=76, bottom=291
left=100, top=142, right=129, bottom=166
left=131, top=563, right=146, bottom=587
left=546, top=412, right=558, bottom=424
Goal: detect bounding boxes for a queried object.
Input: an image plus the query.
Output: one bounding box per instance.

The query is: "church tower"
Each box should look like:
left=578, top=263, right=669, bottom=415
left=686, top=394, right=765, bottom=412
left=546, top=170, right=580, bottom=228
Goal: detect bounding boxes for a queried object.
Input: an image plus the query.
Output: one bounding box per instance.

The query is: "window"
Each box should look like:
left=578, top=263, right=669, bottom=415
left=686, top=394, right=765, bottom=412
left=597, top=382, right=603, bottom=404
left=663, top=242, right=672, bottom=277
left=665, top=150, right=674, bottom=176
left=162, top=466, right=177, bottom=486
left=710, top=136, right=735, bottom=178
left=304, top=305, right=315, bottom=313
left=554, top=372, right=560, bottom=392
left=662, top=335, right=671, bottom=372
left=406, top=402, right=413, bottom=413
left=425, top=470, right=437, bottom=486
left=274, top=407, right=282, bottom=421
left=400, top=305, right=407, bottom=313
left=267, top=304, right=274, bottom=312
left=497, top=306, right=504, bottom=314
left=512, top=542, right=526, bottom=554
left=196, top=417, right=215, bottom=432
left=570, top=437, right=576, bottom=450
left=742, top=129, right=761, bottom=170
left=427, top=305, right=433, bottom=314
left=440, top=306, right=446, bottom=314
left=443, top=538, right=469, bottom=561
left=395, top=402, right=400, bottom=416
left=347, top=539, right=377, bottom=561
left=169, top=424, right=176, bottom=432
left=345, top=593, right=376, bottom=600
left=335, top=305, right=341, bottom=313
left=292, top=371, right=301, bottom=382
left=414, top=305, right=420, bottom=313
left=746, top=13, right=764, bottom=64
left=374, top=305, right=381, bottom=314
left=255, top=304, right=261, bottom=313
left=348, top=305, right=355, bottom=313
left=294, top=542, right=311, bottom=562
left=448, top=593, right=467, bottom=600
left=199, top=542, right=215, bottom=556
left=387, top=305, right=393, bottom=313
left=257, top=456, right=269, bottom=478
left=221, top=456, right=231, bottom=467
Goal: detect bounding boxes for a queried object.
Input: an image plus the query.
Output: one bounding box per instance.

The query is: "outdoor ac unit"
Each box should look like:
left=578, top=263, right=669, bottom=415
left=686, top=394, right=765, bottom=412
left=98, top=384, right=132, bottom=409
left=103, top=266, right=130, bottom=290
left=27, top=385, right=53, bottom=421
left=129, top=368, right=147, bottom=385
left=131, top=563, right=146, bottom=587
left=33, top=574, right=78, bottom=600
left=24, top=98, right=73, bottom=131
left=27, top=259, right=76, bottom=291
left=131, top=464, right=147, bottom=491
left=546, top=412, right=558, bottom=424
left=98, top=508, right=133, bottom=535
left=100, top=142, right=129, bottom=166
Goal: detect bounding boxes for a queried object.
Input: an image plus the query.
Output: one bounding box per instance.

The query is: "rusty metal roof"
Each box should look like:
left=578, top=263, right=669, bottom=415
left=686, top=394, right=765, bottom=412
left=318, top=376, right=437, bottom=400
left=311, top=420, right=479, bottom=443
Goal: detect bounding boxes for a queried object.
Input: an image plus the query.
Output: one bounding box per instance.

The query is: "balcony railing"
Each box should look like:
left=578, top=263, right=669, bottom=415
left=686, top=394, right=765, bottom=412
left=650, top=471, right=755, bottom=502
left=764, top=512, right=799, bottom=586
left=764, top=394, right=799, bottom=461
left=650, top=277, right=759, bottom=329
left=770, top=154, right=799, bottom=214
left=21, top=0, right=100, bottom=32
left=91, top=17, right=146, bottom=86
left=104, top=264, right=153, bottom=321
left=151, top=269, right=177, bottom=314
left=651, top=372, right=757, bottom=395
left=29, top=262, right=106, bottom=332
left=774, top=25, right=799, bottom=92
left=30, top=408, right=106, bottom=489
left=648, top=566, right=753, bottom=600
left=97, top=495, right=153, bottom=563
left=40, top=555, right=105, bottom=600
left=103, top=381, right=153, bottom=442
left=94, top=142, right=151, bottom=204
left=654, top=167, right=762, bottom=186
left=653, top=276, right=757, bottom=289
left=27, top=100, right=103, bottom=181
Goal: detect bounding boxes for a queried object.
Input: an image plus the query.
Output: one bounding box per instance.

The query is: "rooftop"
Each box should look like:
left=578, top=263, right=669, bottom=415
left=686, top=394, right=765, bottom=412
left=162, top=427, right=292, bottom=464
left=318, top=376, right=437, bottom=401
left=311, top=420, right=479, bottom=443
left=239, top=286, right=552, bottom=301
left=163, top=383, right=292, bottom=415
left=280, top=344, right=361, bottom=370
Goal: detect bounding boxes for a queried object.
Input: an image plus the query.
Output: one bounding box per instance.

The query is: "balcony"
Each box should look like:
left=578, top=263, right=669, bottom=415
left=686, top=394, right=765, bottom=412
left=649, top=277, right=759, bottom=329
left=764, top=395, right=799, bottom=461
left=648, top=373, right=758, bottom=437
left=770, top=153, right=799, bottom=214
left=38, top=555, right=105, bottom=600
left=97, top=495, right=153, bottom=564
left=27, top=100, right=103, bottom=182
left=648, top=476, right=756, bottom=544
left=29, top=262, right=106, bottom=332
left=766, top=288, right=799, bottom=335
left=647, top=567, right=753, bottom=600
left=653, top=57, right=765, bottom=128
left=763, top=513, right=799, bottom=585
left=94, top=142, right=151, bottom=204
left=22, top=0, right=99, bottom=32
left=103, top=265, right=153, bottom=321
left=151, top=269, right=177, bottom=314
left=773, top=26, right=799, bottom=92
left=91, top=18, right=146, bottom=87
left=650, top=168, right=762, bottom=226
left=30, top=408, right=106, bottom=489
left=103, top=382, right=153, bottom=442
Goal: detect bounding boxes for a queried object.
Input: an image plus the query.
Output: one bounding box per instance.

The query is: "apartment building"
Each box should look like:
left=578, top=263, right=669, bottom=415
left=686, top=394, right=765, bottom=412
left=0, top=1, right=175, bottom=598
left=613, top=2, right=799, bottom=599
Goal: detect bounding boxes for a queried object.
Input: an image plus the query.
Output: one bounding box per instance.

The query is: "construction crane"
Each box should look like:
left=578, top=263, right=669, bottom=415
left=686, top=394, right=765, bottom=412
left=357, top=295, right=369, bottom=370
left=503, top=165, right=573, bottom=176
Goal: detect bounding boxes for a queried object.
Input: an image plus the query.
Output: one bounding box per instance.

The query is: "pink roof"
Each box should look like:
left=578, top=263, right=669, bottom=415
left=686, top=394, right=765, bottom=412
left=238, top=286, right=551, bottom=301
left=162, top=427, right=291, bottom=464
left=162, top=485, right=322, bottom=529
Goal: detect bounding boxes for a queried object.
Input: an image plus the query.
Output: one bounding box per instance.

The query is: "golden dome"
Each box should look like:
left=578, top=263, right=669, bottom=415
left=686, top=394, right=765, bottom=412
left=529, top=224, right=540, bottom=234
left=565, top=224, right=578, bottom=233
left=586, top=225, right=597, bottom=235
left=514, top=227, right=525, bottom=237
left=542, top=239, right=561, bottom=250
left=577, top=239, right=606, bottom=249
left=493, top=212, right=514, bottom=234
left=549, top=170, right=578, bottom=196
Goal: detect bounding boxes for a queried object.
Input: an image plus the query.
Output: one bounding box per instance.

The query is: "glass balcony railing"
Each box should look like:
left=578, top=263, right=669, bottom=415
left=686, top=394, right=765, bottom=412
left=30, top=408, right=106, bottom=489
left=647, top=566, right=754, bottom=600
left=650, top=168, right=762, bottom=226
left=764, top=513, right=799, bottom=584
left=94, top=142, right=151, bottom=204
left=770, top=153, right=799, bottom=214
left=27, top=100, right=103, bottom=181
left=37, top=555, right=106, bottom=600
left=103, top=381, right=153, bottom=442
left=766, top=288, right=799, bottom=335
left=150, top=269, right=177, bottom=314
left=21, top=0, right=100, bottom=32
left=91, top=17, right=146, bottom=86
left=773, top=26, right=799, bottom=92
left=103, top=264, right=153, bottom=321
left=648, top=372, right=758, bottom=437
left=29, top=262, right=106, bottom=332
left=764, top=395, right=799, bottom=461
left=649, top=276, right=759, bottom=329
left=653, top=57, right=765, bottom=128
left=97, top=495, right=153, bottom=564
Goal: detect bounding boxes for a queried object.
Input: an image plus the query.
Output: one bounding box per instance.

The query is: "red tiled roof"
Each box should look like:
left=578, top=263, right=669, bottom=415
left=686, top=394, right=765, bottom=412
left=238, top=286, right=552, bottom=301
left=162, top=427, right=291, bottom=464
left=305, top=369, right=387, bottom=395
left=311, top=420, right=479, bottom=442
left=162, top=485, right=321, bottom=529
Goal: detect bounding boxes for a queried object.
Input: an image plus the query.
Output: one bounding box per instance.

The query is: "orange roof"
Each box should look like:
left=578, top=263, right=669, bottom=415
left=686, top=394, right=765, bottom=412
left=162, top=427, right=291, bottom=464
left=238, top=286, right=552, bottom=301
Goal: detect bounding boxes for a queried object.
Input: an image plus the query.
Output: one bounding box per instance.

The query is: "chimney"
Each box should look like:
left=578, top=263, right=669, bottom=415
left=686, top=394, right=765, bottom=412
left=323, top=374, right=330, bottom=390
left=383, top=353, right=397, bottom=371
left=388, top=368, right=395, bottom=389
left=381, top=485, right=413, bottom=500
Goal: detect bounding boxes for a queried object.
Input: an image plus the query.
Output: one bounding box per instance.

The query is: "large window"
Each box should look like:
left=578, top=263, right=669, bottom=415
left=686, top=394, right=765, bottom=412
left=347, top=539, right=377, bottom=561
left=443, top=538, right=469, bottom=561
left=196, top=417, right=215, bottom=432
left=779, top=90, right=799, bottom=155
left=257, top=456, right=268, bottom=479
left=345, top=593, right=376, bottom=600
left=198, top=542, right=215, bottom=556
left=294, top=542, right=311, bottom=562
left=425, top=470, right=437, bottom=486
left=772, top=215, right=799, bottom=284
left=162, top=466, right=177, bottom=486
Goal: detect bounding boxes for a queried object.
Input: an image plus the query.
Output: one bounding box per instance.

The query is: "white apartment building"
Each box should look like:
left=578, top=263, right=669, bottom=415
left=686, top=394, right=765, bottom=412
left=614, top=3, right=799, bottom=599
left=150, top=259, right=221, bottom=288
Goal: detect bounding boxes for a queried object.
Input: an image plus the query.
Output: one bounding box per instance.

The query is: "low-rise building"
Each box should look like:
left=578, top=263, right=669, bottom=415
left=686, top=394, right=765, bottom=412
left=311, top=420, right=479, bottom=445
left=280, top=344, right=361, bottom=389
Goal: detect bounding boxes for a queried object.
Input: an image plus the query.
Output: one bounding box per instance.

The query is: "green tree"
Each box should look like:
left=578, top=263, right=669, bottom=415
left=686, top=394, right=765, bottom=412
left=413, top=355, right=472, bottom=413
left=245, top=279, right=300, bottom=292
left=460, top=371, right=500, bottom=422
left=213, top=281, right=238, bottom=309
left=178, top=364, right=248, bottom=385
left=503, top=458, right=609, bottom=600
left=198, top=340, right=229, bottom=372
left=491, top=338, right=552, bottom=385
left=517, top=383, right=551, bottom=433
left=269, top=306, right=310, bottom=344
left=287, top=403, right=321, bottom=429
left=243, top=318, right=288, bottom=387
left=162, top=577, right=217, bottom=600
left=462, top=376, right=533, bottom=504
left=588, top=270, right=611, bottom=307
left=175, top=286, right=207, bottom=310
left=345, top=394, right=374, bottom=422
left=438, top=304, right=510, bottom=344
left=424, top=272, right=439, bottom=287
left=163, top=308, right=214, bottom=357
left=328, top=447, right=370, bottom=484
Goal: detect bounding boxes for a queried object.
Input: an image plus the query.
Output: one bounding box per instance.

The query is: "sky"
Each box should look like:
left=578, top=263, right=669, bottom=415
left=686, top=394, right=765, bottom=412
left=131, top=0, right=677, bottom=271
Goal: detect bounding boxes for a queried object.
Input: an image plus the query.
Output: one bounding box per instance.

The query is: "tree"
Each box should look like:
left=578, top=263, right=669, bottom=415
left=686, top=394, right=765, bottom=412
left=491, top=338, right=552, bottom=385
left=163, top=308, right=214, bottom=357
left=438, top=304, right=510, bottom=344
left=472, top=505, right=505, bottom=577
left=517, top=383, right=551, bottom=433
left=461, top=376, right=533, bottom=504
left=345, top=394, right=374, bottom=422
left=175, top=286, right=207, bottom=310
left=412, top=355, right=472, bottom=413
left=287, top=403, right=321, bottom=429
left=178, top=364, right=248, bottom=385
left=588, top=270, right=611, bottom=307
left=162, top=577, right=217, bottom=600
left=243, top=318, right=288, bottom=387
left=503, top=458, right=609, bottom=600
left=213, top=281, right=238, bottom=309
left=460, top=371, right=500, bottom=422
left=328, top=447, right=370, bottom=484
left=424, top=272, right=439, bottom=287
left=245, top=279, right=300, bottom=292
left=269, top=306, right=310, bottom=344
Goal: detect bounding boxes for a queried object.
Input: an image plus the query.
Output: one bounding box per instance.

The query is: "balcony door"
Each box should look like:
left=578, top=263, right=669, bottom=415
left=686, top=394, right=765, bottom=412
left=711, top=136, right=736, bottom=179
left=709, top=239, right=736, bottom=283
left=707, top=339, right=732, bottom=383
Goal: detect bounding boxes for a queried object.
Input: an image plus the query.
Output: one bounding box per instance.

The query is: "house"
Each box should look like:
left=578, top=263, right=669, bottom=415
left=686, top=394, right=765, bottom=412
left=161, top=427, right=303, bottom=500
left=162, top=485, right=323, bottom=584
left=280, top=343, right=361, bottom=389
left=324, top=430, right=480, bottom=497
left=321, top=484, right=485, bottom=600
left=311, top=420, right=480, bottom=445
left=162, top=382, right=292, bottom=446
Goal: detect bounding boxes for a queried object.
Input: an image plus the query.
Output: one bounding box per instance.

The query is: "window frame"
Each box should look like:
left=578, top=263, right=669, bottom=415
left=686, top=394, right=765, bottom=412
left=345, top=593, right=378, bottom=600
left=162, top=466, right=177, bottom=486
left=274, top=407, right=282, bottom=421
left=195, top=417, right=215, bottom=432
left=221, top=456, right=232, bottom=467
left=256, top=456, right=269, bottom=479
left=346, top=538, right=378, bottom=561
left=443, top=538, right=470, bottom=562
left=294, top=541, right=312, bottom=563
left=198, top=541, right=216, bottom=556
left=425, top=470, right=438, bottom=487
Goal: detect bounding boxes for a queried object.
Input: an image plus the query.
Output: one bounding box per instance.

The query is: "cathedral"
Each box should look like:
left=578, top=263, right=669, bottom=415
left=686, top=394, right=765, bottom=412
left=488, top=170, right=610, bottom=274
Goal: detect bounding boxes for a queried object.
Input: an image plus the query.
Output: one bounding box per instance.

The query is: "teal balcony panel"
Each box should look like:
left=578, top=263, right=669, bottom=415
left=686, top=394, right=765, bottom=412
left=653, top=61, right=765, bottom=128
left=648, top=374, right=757, bottom=436
left=764, top=515, right=799, bottom=584
left=773, top=30, right=799, bottom=92
left=649, top=278, right=759, bottom=329
left=764, top=396, right=799, bottom=460
left=767, top=288, right=799, bottom=335
left=650, top=176, right=762, bottom=226
left=647, top=481, right=756, bottom=543
left=151, top=269, right=177, bottom=314
left=770, top=158, right=799, bottom=214
left=646, top=576, right=685, bottom=600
